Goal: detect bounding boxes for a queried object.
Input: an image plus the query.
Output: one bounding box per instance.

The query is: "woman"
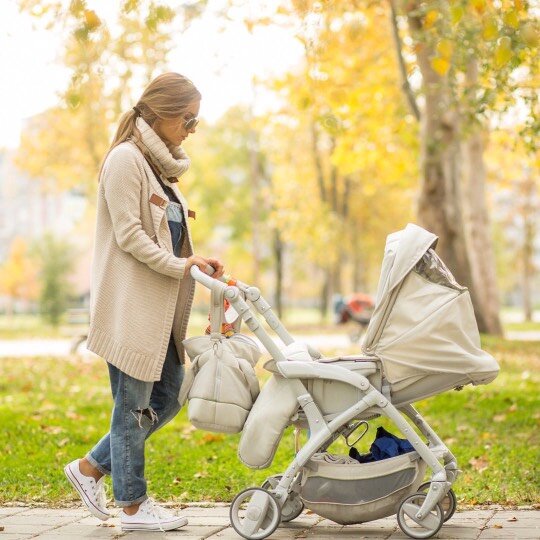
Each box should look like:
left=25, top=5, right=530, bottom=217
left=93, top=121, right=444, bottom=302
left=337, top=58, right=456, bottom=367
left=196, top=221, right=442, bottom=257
left=63, top=72, right=224, bottom=532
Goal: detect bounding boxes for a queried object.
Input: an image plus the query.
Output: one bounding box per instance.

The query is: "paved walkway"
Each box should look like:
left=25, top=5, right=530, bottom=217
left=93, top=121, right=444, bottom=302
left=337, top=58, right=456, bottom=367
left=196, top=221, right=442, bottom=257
left=0, top=505, right=538, bottom=539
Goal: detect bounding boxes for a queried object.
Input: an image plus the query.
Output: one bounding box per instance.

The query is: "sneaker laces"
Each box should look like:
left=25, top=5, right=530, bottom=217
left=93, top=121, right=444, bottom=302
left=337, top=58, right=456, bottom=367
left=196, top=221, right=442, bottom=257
left=145, top=498, right=171, bottom=532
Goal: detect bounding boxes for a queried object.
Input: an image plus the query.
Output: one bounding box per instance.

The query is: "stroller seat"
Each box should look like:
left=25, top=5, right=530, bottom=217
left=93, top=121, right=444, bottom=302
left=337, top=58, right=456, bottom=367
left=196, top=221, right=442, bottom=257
left=240, top=351, right=384, bottom=470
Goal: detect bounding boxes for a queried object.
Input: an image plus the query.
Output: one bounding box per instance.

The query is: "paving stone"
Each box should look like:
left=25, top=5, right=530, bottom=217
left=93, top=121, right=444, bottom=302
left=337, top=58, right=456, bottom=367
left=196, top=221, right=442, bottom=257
left=310, top=529, right=393, bottom=539
left=478, top=528, right=540, bottom=539
left=2, top=507, right=539, bottom=539
left=180, top=516, right=230, bottom=526
left=0, top=514, right=76, bottom=526
left=48, top=523, right=124, bottom=537
left=181, top=507, right=231, bottom=517
left=77, top=516, right=119, bottom=525
left=489, top=510, right=540, bottom=521
left=315, top=519, right=343, bottom=527
left=121, top=525, right=228, bottom=539
left=122, top=525, right=228, bottom=538
left=17, top=508, right=89, bottom=518
left=0, top=508, right=29, bottom=517
left=0, top=525, right=55, bottom=535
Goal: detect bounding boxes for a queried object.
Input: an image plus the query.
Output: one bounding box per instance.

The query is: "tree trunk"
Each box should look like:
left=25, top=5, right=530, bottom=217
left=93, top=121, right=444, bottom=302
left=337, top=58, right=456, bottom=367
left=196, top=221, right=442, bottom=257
left=404, top=4, right=490, bottom=332
left=461, top=128, right=503, bottom=335
left=273, top=228, right=284, bottom=318
left=320, top=268, right=331, bottom=321
left=522, top=174, right=536, bottom=322
left=248, top=124, right=261, bottom=284
left=523, top=217, right=534, bottom=322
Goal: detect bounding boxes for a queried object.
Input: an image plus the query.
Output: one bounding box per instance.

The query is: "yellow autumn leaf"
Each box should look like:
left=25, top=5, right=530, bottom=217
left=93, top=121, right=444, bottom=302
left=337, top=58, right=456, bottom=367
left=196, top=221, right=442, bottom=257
left=471, top=0, right=486, bottom=14
left=436, top=39, right=453, bottom=58
left=495, top=36, right=513, bottom=67
left=520, top=23, right=539, bottom=47
left=451, top=5, right=464, bottom=25
left=431, top=56, right=450, bottom=76
left=424, top=10, right=438, bottom=29
left=482, top=18, right=499, bottom=40
left=84, top=9, right=101, bottom=30
left=503, top=11, right=520, bottom=29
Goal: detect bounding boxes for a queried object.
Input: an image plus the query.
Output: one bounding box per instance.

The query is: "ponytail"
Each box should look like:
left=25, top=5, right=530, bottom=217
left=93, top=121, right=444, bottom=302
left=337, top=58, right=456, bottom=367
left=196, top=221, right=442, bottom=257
left=97, top=72, right=201, bottom=182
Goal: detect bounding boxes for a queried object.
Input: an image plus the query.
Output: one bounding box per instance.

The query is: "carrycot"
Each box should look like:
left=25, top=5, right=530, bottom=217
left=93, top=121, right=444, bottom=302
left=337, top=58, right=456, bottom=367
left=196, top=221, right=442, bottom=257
left=361, top=223, right=499, bottom=406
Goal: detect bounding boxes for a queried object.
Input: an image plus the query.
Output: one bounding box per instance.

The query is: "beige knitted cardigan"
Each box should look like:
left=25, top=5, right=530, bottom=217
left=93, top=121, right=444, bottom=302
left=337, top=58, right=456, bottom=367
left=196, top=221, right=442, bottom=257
left=86, top=134, right=195, bottom=382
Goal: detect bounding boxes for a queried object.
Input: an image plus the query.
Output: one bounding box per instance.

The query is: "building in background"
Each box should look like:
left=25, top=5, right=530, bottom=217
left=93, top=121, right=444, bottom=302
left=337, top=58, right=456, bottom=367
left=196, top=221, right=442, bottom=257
left=0, top=142, right=89, bottom=313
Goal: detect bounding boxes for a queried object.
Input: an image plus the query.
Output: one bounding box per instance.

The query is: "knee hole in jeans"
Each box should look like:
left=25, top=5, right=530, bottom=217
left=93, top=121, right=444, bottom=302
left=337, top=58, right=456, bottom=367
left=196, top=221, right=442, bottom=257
left=131, top=407, right=158, bottom=429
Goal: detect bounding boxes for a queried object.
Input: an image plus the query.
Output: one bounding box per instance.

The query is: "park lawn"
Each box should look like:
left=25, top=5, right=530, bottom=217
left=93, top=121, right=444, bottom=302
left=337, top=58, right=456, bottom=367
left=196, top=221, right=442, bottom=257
left=0, top=336, right=538, bottom=507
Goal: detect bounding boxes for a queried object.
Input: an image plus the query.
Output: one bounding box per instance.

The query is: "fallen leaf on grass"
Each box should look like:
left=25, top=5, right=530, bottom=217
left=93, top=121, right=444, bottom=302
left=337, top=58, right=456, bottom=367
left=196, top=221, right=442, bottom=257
left=41, top=425, right=64, bottom=434
left=493, top=414, right=506, bottom=422
left=201, top=433, right=224, bottom=444
left=469, top=456, right=489, bottom=473
left=182, top=425, right=196, bottom=435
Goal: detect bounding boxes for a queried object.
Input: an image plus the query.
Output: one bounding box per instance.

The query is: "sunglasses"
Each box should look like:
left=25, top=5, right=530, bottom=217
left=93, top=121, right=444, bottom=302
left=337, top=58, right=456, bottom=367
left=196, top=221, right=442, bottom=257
left=183, top=114, right=199, bottom=131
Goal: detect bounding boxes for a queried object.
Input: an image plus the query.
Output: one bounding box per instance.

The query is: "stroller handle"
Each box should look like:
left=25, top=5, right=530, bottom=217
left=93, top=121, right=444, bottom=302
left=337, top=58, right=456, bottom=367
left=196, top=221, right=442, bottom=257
left=189, top=264, right=298, bottom=361
left=190, top=264, right=248, bottom=291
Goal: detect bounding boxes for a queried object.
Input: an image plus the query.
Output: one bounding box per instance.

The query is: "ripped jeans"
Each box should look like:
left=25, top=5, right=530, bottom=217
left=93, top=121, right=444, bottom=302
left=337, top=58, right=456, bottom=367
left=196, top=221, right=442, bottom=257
left=85, top=334, right=184, bottom=506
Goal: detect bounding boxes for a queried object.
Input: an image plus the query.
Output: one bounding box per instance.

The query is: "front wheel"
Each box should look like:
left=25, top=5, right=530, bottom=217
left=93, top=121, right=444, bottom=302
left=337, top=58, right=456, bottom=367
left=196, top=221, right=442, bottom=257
left=397, top=492, right=444, bottom=539
left=230, top=487, right=281, bottom=540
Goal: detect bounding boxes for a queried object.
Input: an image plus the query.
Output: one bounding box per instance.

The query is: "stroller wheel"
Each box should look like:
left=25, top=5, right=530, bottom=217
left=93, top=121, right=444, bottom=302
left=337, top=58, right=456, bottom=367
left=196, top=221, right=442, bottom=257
left=417, top=482, right=457, bottom=522
left=397, top=492, right=444, bottom=539
left=261, top=476, right=305, bottom=522
left=230, top=487, right=281, bottom=540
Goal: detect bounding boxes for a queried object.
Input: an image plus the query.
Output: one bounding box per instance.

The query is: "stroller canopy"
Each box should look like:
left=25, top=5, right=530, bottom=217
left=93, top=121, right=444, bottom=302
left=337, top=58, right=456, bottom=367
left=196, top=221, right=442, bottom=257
left=362, top=224, right=499, bottom=393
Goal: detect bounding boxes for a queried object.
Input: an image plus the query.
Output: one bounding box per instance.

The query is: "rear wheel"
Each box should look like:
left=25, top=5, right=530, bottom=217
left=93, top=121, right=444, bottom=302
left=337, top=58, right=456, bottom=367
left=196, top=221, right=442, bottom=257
left=261, top=476, right=304, bottom=522
left=417, top=482, right=457, bottom=522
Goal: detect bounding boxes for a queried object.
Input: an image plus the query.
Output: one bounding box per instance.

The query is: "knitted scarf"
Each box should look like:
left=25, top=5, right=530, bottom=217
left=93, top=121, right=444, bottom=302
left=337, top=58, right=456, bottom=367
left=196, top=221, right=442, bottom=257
left=131, top=116, right=190, bottom=183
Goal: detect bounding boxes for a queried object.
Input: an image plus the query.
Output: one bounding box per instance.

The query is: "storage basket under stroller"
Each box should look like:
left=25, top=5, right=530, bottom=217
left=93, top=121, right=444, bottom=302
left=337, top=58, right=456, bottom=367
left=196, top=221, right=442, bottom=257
left=300, top=452, right=427, bottom=525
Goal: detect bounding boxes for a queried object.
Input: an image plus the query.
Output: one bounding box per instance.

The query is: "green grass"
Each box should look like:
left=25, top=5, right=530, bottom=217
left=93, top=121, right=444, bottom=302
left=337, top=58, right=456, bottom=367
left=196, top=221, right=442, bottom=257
left=0, top=309, right=332, bottom=340
left=0, top=337, right=538, bottom=506
left=504, top=320, right=540, bottom=332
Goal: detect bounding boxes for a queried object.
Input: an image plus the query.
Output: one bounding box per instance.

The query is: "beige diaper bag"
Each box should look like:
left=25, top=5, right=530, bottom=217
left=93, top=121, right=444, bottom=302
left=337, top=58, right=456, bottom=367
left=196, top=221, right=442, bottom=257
left=178, top=286, right=261, bottom=433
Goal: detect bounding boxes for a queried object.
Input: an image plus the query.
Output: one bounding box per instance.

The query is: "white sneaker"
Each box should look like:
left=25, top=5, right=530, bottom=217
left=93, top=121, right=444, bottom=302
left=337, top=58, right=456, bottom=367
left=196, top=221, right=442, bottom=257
left=64, top=459, right=110, bottom=521
left=120, top=498, right=188, bottom=531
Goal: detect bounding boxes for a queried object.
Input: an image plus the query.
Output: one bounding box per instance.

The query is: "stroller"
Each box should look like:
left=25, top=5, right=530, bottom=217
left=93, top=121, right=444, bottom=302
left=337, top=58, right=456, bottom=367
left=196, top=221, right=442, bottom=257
left=190, top=223, right=499, bottom=539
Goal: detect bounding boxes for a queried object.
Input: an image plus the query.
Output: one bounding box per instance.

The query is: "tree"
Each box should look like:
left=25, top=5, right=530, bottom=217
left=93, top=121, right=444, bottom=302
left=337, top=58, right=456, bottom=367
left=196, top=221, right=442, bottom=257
left=0, top=237, right=40, bottom=316
left=488, top=128, right=539, bottom=321
left=33, top=233, right=76, bottom=326
left=389, top=0, right=538, bottom=334
left=232, top=1, right=418, bottom=317
left=16, top=0, right=208, bottom=201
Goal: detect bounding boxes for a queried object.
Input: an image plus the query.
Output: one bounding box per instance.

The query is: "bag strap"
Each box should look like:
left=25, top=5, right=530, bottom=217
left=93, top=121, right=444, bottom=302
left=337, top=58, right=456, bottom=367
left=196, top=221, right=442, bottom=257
left=210, top=286, right=225, bottom=339
left=210, top=285, right=245, bottom=337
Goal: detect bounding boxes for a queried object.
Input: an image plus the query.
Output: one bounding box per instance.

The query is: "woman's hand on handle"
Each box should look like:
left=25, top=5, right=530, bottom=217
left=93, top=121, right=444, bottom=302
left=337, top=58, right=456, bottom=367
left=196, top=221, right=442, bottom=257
left=183, top=255, right=224, bottom=280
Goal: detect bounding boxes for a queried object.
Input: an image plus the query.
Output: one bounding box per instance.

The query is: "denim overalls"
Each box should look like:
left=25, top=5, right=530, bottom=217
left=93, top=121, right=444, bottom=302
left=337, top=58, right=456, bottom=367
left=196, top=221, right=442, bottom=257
left=85, top=175, right=187, bottom=507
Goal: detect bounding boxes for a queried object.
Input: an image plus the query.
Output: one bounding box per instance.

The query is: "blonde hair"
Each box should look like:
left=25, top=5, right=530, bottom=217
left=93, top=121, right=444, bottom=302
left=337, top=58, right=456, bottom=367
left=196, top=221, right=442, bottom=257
left=97, top=72, right=201, bottom=181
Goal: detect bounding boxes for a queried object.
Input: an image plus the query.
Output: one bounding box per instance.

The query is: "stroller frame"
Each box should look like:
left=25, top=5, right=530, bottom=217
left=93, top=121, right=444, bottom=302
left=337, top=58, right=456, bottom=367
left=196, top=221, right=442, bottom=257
left=191, top=266, right=460, bottom=539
